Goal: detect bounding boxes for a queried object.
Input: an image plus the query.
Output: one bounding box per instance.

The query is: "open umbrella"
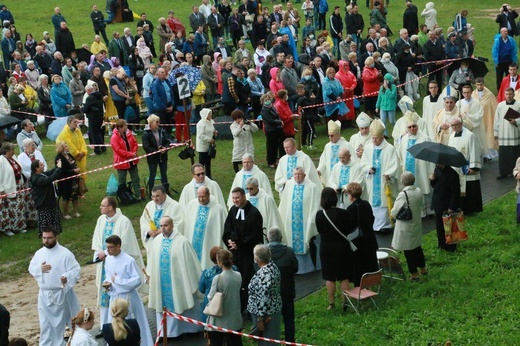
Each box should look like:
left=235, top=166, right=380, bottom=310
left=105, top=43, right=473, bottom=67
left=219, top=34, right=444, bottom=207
left=451, top=57, right=489, bottom=78
left=407, top=142, right=467, bottom=167
left=46, top=117, right=68, bottom=142
left=0, top=115, right=19, bottom=129
left=168, top=65, right=201, bottom=92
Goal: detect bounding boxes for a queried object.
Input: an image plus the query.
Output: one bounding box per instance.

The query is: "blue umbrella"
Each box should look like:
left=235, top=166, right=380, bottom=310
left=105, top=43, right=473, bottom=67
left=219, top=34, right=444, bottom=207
left=46, top=117, right=68, bottom=142
left=168, top=66, right=201, bottom=91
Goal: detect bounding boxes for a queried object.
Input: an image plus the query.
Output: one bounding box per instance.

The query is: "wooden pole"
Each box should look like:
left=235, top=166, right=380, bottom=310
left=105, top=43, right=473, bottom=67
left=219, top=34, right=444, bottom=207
left=163, top=307, right=168, bottom=346
left=297, top=106, right=303, bottom=150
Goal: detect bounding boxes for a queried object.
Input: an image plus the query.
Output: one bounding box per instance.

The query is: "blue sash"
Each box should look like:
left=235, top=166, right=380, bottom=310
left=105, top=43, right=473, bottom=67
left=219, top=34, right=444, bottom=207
left=339, top=165, right=350, bottom=188
left=372, top=148, right=382, bottom=207
left=100, top=220, right=114, bottom=308
left=330, top=144, right=340, bottom=170
left=286, top=156, right=297, bottom=180
left=192, top=205, right=210, bottom=261
left=160, top=237, right=175, bottom=312
left=291, top=184, right=305, bottom=254
left=405, top=138, right=417, bottom=176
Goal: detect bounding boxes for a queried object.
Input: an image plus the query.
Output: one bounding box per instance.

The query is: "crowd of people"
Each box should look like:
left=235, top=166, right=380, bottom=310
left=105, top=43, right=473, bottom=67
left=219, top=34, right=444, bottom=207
left=2, top=0, right=520, bottom=345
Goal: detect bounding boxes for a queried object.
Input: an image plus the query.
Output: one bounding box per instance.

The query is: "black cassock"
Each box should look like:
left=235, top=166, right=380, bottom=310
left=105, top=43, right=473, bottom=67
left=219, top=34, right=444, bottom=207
left=223, top=201, right=263, bottom=310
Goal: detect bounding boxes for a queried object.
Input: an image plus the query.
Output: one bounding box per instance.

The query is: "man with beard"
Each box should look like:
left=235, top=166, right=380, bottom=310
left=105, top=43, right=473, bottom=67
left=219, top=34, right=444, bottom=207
left=29, top=228, right=80, bottom=345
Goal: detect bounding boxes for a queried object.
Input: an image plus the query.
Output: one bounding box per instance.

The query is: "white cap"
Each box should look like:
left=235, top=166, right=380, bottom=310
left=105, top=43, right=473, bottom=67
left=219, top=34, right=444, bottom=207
left=356, top=112, right=372, bottom=128
left=327, top=120, right=341, bottom=134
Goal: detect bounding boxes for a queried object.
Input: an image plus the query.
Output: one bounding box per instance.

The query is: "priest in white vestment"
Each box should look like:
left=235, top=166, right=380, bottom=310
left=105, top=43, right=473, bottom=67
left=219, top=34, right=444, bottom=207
left=179, top=163, right=226, bottom=210
left=140, top=185, right=184, bottom=272
left=360, top=118, right=400, bottom=232
left=473, top=78, right=499, bottom=160
left=317, top=120, right=351, bottom=186
left=395, top=113, right=435, bottom=216
left=245, top=177, right=284, bottom=242
left=92, top=196, right=145, bottom=334
left=103, top=235, right=153, bottom=346
left=327, top=147, right=365, bottom=209
left=422, top=81, right=444, bottom=139
left=278, top=166, right=321, bottom=274
left=227, top=153, right=273, bottom=208
left=457, top=85, right=487, bottom=158
left=275, top=137, right=322, bottom=196
left=349, top=112, right=373, bottom=163
left=448, top=117, right=483, bottom=214
left=392, top=111, right=427, bottom=144
left=432, top=95, right=471, bottom=145
left=181, top=186, right=227, bottom=269
left=148, top=216, right=203, bottom=338
left=29, top=229, right=80, bottom=346
left=494, top=87, right=520, bottom=178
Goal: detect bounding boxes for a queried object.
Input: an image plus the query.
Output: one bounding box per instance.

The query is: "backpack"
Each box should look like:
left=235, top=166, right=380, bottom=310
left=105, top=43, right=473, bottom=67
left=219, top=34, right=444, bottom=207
left=117, top=182, right=139, bottom=205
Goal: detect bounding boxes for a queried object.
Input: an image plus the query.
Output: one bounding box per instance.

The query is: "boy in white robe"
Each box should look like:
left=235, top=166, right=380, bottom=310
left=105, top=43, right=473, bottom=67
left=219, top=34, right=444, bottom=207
left=103, top=235, right=153, bottom=346
left=92, top=196, right=145, bottom=334
left=29, top=229, right=80, bottom=346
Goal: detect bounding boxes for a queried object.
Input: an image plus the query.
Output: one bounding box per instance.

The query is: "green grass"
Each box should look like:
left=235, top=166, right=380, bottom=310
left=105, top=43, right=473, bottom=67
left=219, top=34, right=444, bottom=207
left=1, top=0, right=518, bottom=344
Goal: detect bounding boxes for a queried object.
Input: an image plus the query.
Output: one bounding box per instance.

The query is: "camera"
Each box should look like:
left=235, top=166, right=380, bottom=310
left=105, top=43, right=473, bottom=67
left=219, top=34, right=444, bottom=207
left=371, top=167, right=377, bottom=173
left=503, top=5, right=509, bottom=11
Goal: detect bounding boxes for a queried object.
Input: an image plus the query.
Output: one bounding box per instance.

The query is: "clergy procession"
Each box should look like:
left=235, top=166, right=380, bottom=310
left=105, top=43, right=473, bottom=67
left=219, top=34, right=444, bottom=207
left=0, top=0, right=518, bottom=345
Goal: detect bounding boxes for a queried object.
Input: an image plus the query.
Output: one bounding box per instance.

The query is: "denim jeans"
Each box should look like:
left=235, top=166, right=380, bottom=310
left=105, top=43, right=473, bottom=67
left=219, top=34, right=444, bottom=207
left=380, top=110, right=395, bottom=135
left=105, top=10, right=114, bottom=23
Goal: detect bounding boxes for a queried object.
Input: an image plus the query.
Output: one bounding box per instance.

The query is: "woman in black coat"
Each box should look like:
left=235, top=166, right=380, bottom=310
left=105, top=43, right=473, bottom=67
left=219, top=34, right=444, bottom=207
left=315, top=187, right=353, bottom=311
left=345, top=182, right=379, bottom=286
left=260, top=92, right=284, bottom=168
left=127, top=47, right=145, bottom=94
left=141, top=114, right=171, bottom=195
left=82, top=84, right=106, bottom=155
left=30, top=159, right=62, bottom=236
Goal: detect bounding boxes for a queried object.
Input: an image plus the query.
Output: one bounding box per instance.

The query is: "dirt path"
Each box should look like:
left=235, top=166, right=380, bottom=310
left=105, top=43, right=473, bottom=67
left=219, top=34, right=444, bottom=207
left=0, top=264, right=99, bottom=345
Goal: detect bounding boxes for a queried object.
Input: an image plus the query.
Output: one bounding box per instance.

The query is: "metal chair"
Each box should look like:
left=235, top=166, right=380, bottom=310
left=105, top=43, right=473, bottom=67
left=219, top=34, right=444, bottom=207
left=378, top=247, right=406, bottom=281
left=342, top=269, right=383, bottom=314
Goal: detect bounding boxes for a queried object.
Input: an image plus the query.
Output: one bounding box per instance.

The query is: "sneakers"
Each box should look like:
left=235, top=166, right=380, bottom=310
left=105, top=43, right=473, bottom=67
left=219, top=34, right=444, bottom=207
left=64, top=215, right=72, bottom=220
left=5, top=231, right=14, bottom=236
left=73, top=213, right=81, bottom=218
left=20, top=229, right=27, bottom=234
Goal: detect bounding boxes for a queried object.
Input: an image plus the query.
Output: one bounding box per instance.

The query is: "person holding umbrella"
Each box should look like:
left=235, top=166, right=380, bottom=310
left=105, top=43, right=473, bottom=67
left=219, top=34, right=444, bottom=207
left=448, top=60, right=475, bottom=92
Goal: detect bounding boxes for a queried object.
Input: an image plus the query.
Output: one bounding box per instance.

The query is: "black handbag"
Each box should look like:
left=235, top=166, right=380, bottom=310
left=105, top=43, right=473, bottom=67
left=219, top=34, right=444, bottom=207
left=178, top=147, right=196, bottom=160
left=207, top=143, right=217, bottom=159
left=396, top=190, right=413, bottom=221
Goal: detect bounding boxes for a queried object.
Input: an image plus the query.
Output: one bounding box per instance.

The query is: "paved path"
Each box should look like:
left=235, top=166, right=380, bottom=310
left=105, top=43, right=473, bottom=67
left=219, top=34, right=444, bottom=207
left=94, top=159, right=516, bottom=345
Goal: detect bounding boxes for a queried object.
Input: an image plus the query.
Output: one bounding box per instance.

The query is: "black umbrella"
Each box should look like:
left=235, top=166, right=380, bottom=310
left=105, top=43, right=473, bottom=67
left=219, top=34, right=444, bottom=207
left=0, top=115, right=19, bottom=129
left=407, top=142, right=467, bottom=167
left=451, top=57, right=489, bottom=78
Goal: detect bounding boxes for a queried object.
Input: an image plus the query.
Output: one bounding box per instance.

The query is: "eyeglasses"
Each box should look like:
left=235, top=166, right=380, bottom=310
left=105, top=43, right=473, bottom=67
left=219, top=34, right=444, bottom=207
left=407, top=125, right=417, bottom=129
left=194, top=172, right=205, bottom=176
left=450, top=124, right=461, bottom=127
left=106, top=245, right=118, bottom=249
left=246, top=187, right=255, bottom=191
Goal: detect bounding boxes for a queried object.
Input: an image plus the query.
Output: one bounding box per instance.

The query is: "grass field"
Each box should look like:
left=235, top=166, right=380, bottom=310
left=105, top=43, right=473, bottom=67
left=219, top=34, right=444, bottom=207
left=1, top=0, right=519, bottom=344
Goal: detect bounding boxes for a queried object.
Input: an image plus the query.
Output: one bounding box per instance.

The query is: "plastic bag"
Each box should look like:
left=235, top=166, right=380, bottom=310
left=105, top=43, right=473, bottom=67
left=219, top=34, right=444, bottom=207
left=106, top=173, right=118, bottom=196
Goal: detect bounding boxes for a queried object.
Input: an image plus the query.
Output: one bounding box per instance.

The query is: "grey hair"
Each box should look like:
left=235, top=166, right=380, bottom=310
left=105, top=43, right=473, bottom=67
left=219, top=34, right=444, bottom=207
left=39, top=74, right=48, bottom=81
left=242, top=153, right=254, bottom=161
left=267, top=227, right=283, bottom=242
left=401, top=171, right=415, bottom=186
left=245, top=177, right=259, bottom=187
left=253, top=244, right=271, bottom=264
left=22, top=138, right=35, bottom=148
left=85, top=85, right=94, bottom=92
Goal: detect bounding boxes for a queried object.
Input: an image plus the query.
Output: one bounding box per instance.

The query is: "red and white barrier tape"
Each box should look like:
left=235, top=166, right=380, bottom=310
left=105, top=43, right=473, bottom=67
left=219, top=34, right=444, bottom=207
left=0, top=142, right=189, bottom=199
left=156, top=309, right=316, bottom=346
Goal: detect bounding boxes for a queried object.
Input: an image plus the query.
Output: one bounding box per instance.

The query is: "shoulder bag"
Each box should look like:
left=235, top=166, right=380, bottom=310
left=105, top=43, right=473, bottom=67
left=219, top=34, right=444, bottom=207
left=203, top=274, right=224, bottom=317
left=346, top=203, right=364, bottom=242
left=396, top=190, right=413, bottom=221
left=322, top=210, right=357, bottom=252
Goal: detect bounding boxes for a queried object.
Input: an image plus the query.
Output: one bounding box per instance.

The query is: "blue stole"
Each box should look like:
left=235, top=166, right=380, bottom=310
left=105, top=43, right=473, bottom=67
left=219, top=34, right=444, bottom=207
left=249, top=196, right=259, bottom=208
left=330, top=144, right=340, bottom=170
left=100, top=220, right=114, bottom=308
left=339, top=165, right=350, bottom=188
left=192, top=205, right=210, bottom=261
left=153, top=208, right=164, bottom=230
left=372, top=148, right=382, bottom=207
left=286, top=156, right=297, bottom=180
left=242, top=173, right=252, bottom=189
left=291, top=184, right=305, bottom=254
left=405, top=138, right=417, bottom=176
left=160, top=237, right=175, bottom=312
